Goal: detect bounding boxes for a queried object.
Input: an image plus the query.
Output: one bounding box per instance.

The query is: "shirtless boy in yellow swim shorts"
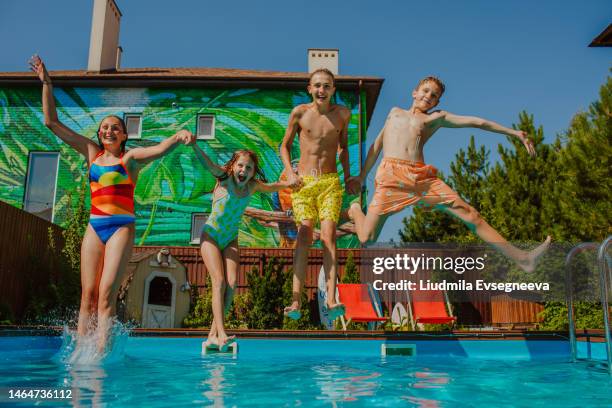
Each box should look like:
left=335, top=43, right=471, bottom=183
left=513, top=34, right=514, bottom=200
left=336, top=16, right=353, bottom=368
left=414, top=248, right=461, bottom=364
left=348, top=76, right=550, bottom=273
left=280, top=68, right=360, bottom=319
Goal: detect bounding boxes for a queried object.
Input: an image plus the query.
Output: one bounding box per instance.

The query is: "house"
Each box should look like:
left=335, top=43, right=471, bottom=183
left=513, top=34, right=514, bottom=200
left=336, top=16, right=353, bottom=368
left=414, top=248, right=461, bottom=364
left=0, top=0, right=383, bottom=249
left=589, top=23, right=612, bottom=47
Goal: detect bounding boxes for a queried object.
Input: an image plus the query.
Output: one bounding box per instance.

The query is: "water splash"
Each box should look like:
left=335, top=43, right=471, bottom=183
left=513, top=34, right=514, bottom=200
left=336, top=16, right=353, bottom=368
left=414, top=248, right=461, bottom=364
left=54, top=317, right=131, bottom=365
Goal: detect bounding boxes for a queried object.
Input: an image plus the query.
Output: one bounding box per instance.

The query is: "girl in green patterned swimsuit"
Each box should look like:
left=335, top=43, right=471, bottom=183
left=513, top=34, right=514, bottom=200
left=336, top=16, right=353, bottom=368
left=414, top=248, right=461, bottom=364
left=192, top=145, right=294, bottom=350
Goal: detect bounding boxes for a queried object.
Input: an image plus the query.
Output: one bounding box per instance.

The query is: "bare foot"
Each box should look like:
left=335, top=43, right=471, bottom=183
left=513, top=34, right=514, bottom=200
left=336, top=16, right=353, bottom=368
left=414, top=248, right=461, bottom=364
left=95, top=324, right=112, bottom=355
left=284, top=302, right=301, bottom=320
left=518, top=236, right=552, bottom=273
left=326, top=302, right=346, bottom=320
left=340, top=201, right=360, bottom=222
left=347, top=202, right=360, bottom=221
left=218, top=334, right=236, bottom=352
left=95, top=343, right=106, bottom=356
left=204, top=335, right=220, bottom=349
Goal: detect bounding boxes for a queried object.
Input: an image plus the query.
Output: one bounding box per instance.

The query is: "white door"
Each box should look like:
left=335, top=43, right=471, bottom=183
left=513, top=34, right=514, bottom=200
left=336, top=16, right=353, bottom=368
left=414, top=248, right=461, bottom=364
left=145, top=305, right=172, bottom=328
left=142, top=272, right=176, bottom=328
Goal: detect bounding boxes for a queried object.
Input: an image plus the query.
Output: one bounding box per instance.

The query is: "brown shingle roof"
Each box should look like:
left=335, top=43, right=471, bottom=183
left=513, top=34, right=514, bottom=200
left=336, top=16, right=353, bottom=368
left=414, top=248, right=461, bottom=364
left=0, top=66, right=384, bottom=125
left=128, top=250, right=158, bottom=264
left=0, top=66, right=380, bottom=81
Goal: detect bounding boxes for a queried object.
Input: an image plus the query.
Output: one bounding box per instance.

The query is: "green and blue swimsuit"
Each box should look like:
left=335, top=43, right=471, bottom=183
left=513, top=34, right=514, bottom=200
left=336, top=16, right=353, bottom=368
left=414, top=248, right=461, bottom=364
left=202, top=185, right=251, bottom=249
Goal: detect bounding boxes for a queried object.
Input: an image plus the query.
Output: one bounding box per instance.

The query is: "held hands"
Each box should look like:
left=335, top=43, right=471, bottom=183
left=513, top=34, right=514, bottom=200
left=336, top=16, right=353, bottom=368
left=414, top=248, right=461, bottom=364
left=516, top=130, right=536, bottom=157
left=175, top=130, right=196, bottom=145
left=345, top=175, right=363, bottom=195
left=279, top=179, right=295, bottom=189
left=287, top=172, right=304, bottom=190
left=28, top=55, right=50, bottom=84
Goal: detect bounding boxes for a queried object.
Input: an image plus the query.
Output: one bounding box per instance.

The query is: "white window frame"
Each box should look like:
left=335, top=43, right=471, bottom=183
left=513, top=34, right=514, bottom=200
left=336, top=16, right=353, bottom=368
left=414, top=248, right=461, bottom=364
left=23, top=151, right=60, bottom=223
left=124, top=113, right=143, bottom=139
left=196, top=114, right=215, bottom=140
left=190, top=213, right=209, bottom=244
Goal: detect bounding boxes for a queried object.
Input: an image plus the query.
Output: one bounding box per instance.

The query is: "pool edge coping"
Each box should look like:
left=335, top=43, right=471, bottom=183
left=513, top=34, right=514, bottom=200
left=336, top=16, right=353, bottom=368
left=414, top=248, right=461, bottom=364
left=0, top=325, right=607, bottom=342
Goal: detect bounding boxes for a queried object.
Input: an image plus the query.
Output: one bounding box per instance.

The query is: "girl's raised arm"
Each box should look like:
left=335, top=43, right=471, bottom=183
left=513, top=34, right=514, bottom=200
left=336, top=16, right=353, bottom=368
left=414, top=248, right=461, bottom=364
left=29, top=56, right=100, bottom=163
left=191, top=143, right=226, bottom=178
left=252, top=179, right=293, bottom=193
left=124, top=129, right=195, bottom=168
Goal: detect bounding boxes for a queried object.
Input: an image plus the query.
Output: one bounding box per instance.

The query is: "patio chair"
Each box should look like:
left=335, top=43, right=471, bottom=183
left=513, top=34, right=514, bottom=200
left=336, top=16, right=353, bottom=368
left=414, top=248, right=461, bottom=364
left=407, top=289, right=456, bottom=330
left=336, top=283, right=388, bottom=330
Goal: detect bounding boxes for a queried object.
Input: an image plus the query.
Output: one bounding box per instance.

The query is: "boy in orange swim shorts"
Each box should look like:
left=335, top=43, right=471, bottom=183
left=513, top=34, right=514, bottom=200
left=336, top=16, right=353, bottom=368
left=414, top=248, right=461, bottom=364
left=369, top=158, right=457, bottom=215
left=348, top=76, right=550, bottom=273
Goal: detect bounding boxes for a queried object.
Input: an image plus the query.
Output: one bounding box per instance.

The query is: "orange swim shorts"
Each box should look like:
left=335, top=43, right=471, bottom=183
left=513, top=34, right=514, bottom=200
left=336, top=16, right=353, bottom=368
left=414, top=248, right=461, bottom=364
left=368, top=157, right=458, bottom=215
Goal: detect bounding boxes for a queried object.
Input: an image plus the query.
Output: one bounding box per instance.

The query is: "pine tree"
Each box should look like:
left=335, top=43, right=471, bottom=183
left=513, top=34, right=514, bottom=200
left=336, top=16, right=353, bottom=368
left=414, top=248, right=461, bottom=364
left=341, top=251, right=360, bottom=283
left=246, top=258, right=286, bottom=329
left=556, top=77, right=612, bottom=241
left=478, top=111, right=558, bottom=243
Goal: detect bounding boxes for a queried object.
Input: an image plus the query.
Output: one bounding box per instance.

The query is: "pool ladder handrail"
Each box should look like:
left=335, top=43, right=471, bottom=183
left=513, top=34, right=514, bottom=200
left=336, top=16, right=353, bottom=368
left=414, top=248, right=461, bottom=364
left=565, top=242, right=599, bottom=363
left=565, top=237, right=612, bottom=375
left=597, top=236, right=612, bottom=375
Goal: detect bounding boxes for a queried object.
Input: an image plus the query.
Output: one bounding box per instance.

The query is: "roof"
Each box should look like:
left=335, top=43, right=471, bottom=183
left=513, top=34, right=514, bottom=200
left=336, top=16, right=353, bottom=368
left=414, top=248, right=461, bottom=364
left=589, top=23, right=612, bottom=47
left=128, top=250, right=158, bottom=263
left=0, top=67, right=384, bottom=124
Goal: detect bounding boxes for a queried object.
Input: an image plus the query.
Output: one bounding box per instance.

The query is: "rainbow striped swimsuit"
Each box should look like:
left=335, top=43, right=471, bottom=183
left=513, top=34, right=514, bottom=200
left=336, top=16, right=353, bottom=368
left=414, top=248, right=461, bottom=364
left=89, top=153, right=135, bottom=244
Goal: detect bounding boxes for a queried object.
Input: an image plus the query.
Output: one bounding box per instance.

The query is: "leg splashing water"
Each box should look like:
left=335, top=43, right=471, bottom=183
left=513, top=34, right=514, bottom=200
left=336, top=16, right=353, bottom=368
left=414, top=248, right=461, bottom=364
left=55, top=316, right=131, bottom=365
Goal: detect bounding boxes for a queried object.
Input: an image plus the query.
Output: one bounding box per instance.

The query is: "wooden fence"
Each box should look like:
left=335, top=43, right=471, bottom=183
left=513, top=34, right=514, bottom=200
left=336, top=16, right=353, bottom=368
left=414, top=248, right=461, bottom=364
left=133, top=245, right=542, bottom=326
left=491, top=293, right=545, bottom=326
left=132, top=246, right=360, bottom=299
left=0, top=202, right=544, bottom=326
left=0, top=201, right=64, bottom=321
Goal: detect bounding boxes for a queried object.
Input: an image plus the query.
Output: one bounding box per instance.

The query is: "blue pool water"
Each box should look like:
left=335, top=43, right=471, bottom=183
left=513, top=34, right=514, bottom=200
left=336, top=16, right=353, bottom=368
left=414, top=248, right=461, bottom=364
left=1, top=336, right=611, bottom=407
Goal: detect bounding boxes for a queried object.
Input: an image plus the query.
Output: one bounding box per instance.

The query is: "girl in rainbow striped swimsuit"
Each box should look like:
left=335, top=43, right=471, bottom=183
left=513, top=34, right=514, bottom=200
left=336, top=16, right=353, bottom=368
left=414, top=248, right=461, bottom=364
left=31, top=56, right=195, bottom=351
left=192, top=145, right=295, bottom=351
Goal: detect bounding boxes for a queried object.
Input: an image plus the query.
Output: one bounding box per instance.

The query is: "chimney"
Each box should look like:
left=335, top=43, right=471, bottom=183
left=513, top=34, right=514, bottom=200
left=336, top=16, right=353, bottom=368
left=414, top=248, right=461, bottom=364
left=116, top=46, right=123, bottom=70
left=308, top=48, right=339, bottom=75
left=88, top=0, right=122, bottom=72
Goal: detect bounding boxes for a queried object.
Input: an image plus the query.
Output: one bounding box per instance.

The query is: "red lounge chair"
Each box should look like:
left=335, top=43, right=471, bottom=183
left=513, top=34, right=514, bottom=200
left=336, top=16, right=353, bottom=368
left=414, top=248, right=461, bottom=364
left=408, top=289, right=456, bottom=330
left=336, top=283, right=388, bottom=330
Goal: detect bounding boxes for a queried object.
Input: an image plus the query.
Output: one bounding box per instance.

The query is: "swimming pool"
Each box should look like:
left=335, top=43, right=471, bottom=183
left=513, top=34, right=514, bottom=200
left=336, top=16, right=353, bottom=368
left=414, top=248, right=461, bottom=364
left=1, top=335, right=610, bottom=407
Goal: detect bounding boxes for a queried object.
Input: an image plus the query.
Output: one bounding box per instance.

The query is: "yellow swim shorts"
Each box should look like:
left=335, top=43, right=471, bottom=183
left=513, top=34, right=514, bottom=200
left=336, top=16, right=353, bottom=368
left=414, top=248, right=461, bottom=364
left=291, top=173, right=343, bottom=225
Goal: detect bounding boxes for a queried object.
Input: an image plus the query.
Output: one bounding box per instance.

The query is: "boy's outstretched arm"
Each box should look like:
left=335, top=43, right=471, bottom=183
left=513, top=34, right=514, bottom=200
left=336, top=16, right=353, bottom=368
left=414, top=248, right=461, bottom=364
left=279, top=106, right=303, bottom=188
left=126, top=129, right=195, bottom=166
left=30, top=56, right=99, bottom=162
left=191, top=141, right=226, bottom=178
left=338, top=109, right=359, bottom=194
left=436, top=111, right=536, bottom=156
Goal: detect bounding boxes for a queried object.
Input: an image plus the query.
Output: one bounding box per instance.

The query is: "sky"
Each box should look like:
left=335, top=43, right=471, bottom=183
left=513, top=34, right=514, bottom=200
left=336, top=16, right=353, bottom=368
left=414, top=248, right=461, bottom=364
left=1, top=0, right=610, bottom=242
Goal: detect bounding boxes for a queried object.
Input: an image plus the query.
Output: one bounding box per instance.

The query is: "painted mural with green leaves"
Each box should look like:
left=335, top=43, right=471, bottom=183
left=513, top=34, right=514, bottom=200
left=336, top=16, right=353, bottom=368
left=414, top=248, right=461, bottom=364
left=0, top=86, right=362, bottom=247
